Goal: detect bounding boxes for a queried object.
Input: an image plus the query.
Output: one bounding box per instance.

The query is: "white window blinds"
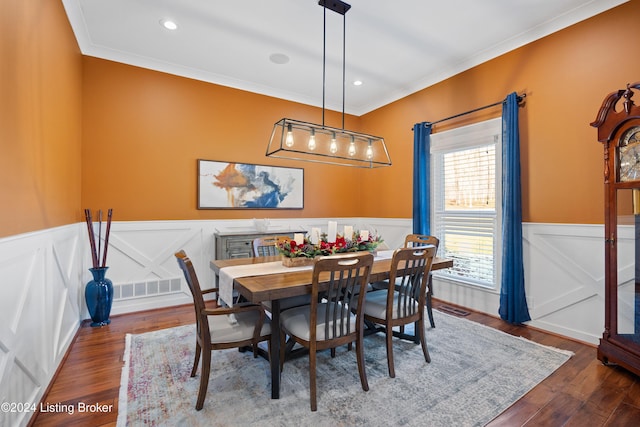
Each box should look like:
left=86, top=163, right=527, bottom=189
left=431, top=118, right=502, bottom=288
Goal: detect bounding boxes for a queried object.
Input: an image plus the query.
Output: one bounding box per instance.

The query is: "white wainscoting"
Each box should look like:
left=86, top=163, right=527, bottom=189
left=0, top=219, right=609, bottom=426
left=524, top=223, right=613, bottom=345
left=0, top=224, right=85, bottom=427
left=434, top=222, right=606, bottom=345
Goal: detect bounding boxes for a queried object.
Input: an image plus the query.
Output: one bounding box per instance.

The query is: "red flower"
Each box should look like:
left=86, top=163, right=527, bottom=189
left=289, top=240, right=297, bottom=250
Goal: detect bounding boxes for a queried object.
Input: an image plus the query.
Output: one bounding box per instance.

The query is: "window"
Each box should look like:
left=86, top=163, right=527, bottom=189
left=430, top=118, right=502, bottom=289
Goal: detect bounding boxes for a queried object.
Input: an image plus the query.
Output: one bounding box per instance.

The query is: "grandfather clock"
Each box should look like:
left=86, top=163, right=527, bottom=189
left=592, top=82, right=640, bottom=376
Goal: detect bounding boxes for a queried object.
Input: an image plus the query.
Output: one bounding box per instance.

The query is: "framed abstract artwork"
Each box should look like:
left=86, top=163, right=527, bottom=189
left=197, top=159, right=304, bottom=209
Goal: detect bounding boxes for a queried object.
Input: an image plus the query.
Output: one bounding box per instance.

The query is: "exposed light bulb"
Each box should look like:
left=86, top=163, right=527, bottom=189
left=348, top=136, right=356, bottom=157
left=308, top=129, right=316, bottom=150
left=366, top=140, right=373, bottom=159
left=329, top=133, right=338, bottom=154
left=285, top=124, right=294, bottom=147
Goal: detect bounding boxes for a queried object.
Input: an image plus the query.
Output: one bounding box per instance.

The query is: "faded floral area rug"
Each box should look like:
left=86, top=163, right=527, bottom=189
left=117, top=310, right=572, bottom=427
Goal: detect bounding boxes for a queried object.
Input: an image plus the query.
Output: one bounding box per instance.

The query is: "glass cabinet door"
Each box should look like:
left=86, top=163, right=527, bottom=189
left=615, top=188, right=640, bottom=349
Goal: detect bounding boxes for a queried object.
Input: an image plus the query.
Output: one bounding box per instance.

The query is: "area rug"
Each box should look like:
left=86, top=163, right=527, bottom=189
left=116, top=310, right=572, bottom=427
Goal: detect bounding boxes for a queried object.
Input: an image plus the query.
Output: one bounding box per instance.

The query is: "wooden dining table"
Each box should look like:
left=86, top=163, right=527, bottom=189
left=210, top=252, right=453, bottom=399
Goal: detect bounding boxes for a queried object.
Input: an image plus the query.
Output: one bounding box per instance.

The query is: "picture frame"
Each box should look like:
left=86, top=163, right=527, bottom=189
left=197, top=159, right=304, bottom=209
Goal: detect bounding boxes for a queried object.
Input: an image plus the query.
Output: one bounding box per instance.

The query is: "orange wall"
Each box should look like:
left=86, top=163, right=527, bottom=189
left=361, top=1, right=639, bottom=223
left=0, top=0, right=83, bottom=238
left=82, top=59, right=365, bottom=221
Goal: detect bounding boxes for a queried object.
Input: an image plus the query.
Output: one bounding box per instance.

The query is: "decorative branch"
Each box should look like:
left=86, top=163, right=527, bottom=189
left=84, top=208, right=114, bottom=269
left=101, top=209, right=113, bottom=268
left=97, top=209, right=102, bottom=268
left=84, top=209, right=98, bottom=268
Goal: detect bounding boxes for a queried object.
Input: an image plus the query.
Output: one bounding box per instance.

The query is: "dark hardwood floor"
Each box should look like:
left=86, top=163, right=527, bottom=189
left=29, top=301, right=640, bottom=426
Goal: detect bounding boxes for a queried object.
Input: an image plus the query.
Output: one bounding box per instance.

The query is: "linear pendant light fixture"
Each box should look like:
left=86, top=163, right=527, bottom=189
left=266, top=0, right=392, bottom=168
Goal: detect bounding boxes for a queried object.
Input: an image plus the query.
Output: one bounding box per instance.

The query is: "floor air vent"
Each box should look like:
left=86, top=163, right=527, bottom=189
left=112, top=277, right=182, bottom=300
left=437, top=305, right=470, bottom=317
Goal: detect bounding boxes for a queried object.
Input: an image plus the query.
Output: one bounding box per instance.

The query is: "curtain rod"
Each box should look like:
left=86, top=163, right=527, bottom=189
left=412, top=92, right=526, bottom=130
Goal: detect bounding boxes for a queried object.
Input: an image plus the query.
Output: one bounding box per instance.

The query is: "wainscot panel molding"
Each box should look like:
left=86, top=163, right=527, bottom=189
left=0, top=219, right=605, bottom=425
left=434, top=222, right=605, bottom=345
left=0, top=224, right=85, bottom=427
left=523, top=223, right=606, bottom=345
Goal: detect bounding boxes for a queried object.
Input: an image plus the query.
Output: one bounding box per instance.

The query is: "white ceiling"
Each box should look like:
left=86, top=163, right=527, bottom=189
left=62, top=0, right=626, bottom=116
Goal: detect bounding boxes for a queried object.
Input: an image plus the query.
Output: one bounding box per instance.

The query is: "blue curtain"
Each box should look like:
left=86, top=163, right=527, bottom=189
left=413, top=122, right=432, bottom=235
left=499, top=92, right=531, bottom=324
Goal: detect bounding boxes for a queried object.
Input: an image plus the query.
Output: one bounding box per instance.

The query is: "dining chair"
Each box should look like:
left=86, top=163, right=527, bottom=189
left=371, top=234, right=440, bottom=327
left=404, top=234, right=440, bottom=328
left=279, top=252, right=374, bottom=411
left=175, top=250, right=271, bottom=410
left=363, top=245, right=436, bottom=378
left=252, top=235, right=290, bottom=257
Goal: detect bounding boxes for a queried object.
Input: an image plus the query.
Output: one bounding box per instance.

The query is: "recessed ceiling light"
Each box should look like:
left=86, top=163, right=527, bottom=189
left=160, top=19, right=178, bottom=30
left=353, top=80, right=363, bottom=86
left=269, top=53, right=290, bottom=65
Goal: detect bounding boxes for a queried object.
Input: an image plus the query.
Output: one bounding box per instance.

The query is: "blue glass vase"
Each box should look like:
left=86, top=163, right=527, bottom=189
left=85, top=267, right=113, bottom=327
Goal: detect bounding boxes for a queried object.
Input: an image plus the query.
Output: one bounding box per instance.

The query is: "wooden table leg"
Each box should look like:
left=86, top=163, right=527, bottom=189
left=270, top=299, right=281, bottom=399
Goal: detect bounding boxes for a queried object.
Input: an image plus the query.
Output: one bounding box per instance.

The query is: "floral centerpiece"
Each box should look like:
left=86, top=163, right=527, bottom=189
left=277, top=231, right=383, bottom=267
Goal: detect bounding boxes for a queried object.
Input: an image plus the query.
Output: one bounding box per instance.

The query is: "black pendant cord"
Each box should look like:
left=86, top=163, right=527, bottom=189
left=412, top=93, right=526, bottom=130
left=319, top=0, right=349, bottom=130
left=322, top=6, right=326, bottom=127
left=341, top=12, right=346, bottom=130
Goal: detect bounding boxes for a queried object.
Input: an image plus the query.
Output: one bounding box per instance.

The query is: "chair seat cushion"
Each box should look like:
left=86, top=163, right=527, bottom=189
left=280, top=303, right=356, bottom=341
left=207, top=310, right=271, bottom=344
left=363, top=290, right=419, bottom=320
